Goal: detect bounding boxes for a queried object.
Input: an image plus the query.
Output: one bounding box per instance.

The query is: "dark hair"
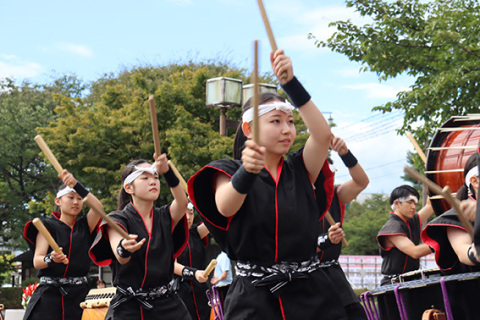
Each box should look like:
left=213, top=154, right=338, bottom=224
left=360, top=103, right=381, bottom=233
left=389, top=185, right=419, bottom=205
left=117, top=159, right=151, bottom=210
left=54, top=184, right=69, bottom=213
left=233, top=92, right=286, bottom=160
left=327, top=157, right=333, bottom=165
left=456, top=153, right=479, bottom=200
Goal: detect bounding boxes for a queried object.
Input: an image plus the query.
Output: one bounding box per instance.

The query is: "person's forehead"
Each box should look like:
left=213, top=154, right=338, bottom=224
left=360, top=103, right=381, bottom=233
left=264, top=109, right=293, bottom=118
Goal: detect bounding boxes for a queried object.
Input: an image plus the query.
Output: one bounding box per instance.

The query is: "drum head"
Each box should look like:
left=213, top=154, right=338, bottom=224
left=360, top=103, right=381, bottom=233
left=426, top=116, right=480, bottom=215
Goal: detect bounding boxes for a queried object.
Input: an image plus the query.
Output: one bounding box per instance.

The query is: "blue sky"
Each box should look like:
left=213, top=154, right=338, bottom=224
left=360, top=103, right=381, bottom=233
left=1, top=0, right=417, bottom=194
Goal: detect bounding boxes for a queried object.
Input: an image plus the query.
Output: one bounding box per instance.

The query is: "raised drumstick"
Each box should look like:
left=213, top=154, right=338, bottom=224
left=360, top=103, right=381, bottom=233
left=252, top=39, right=260, bottom=144
left=32, top=218, right=69, bottom=264
left=148, top=95, right=162, bottom=157
left=203, top=259, right=217, bottom=277
left=256, top=0, right=287, bottom=79
left=406, top=132, right=427, bottom=165
left=34, top=135, right=131, bottom=240
left=257, top=0, right=278, bottom=51
left=35, top=135, right=65, bottom=177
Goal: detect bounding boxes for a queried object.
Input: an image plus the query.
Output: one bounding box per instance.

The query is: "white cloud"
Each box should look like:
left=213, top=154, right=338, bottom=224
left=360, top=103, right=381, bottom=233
left=0, top=59, right=44, bottom=79
left=268, top=3, right=372, bottom=56
left=1, top=54, right=17, bottom=60
left=40, top=43, right=93, bottom=58
left=62, top=43, right=93, bottom=57
left=336, top=68, right=362, bottom=78
left=341, top=82, right=409, bottom=100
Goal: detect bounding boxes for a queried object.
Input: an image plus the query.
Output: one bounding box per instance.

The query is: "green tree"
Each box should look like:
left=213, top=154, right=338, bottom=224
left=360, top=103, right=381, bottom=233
left=342, top=194, right=390, bottom=255
left=310, top=0, right=480, bottom=164
left=0, top=77, right=84, bottom=248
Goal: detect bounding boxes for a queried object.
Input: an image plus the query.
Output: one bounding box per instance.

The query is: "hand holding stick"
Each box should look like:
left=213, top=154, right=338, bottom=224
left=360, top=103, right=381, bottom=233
left=167, top=160, right=188, bottom=193
left=404, top=166, right=473, bottom=238
left=325, top=212, right=349, bottom=247
left=203, top=259, right=217, bottom=277
left=32, top=218, right=69, bottom=264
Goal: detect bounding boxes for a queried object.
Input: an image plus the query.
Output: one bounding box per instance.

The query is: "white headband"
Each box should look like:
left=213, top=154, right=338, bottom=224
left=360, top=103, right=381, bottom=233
left=242, top=101, right=294, bottom=124
left=123, top=164, right=158, bottom=189
left=187, top=202, right=194, bottom=210
left=465, top=166, right=479, bottom=189
left=391, top=195, right=418, bottom=210
left=56, top=187, right=77, bottom=199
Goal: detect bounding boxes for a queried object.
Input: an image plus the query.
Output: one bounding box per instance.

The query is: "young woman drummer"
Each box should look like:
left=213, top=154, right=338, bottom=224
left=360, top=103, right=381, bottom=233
left=89, top=153, right=190, bottom=320
left=422, top=153, right=480, bottom=274
left=23, top=170, right=103, bottom=320
left=188, top=49, right=347, bottom=319
left=317, top=136, right=369, bottom=320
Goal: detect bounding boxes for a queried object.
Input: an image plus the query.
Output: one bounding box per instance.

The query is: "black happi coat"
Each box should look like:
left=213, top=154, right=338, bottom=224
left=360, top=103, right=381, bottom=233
left=422, top=207, right=480, bottom=274
left=89, top=203, right=190, bottom=320
left=377, top=212, right=422, bottom=276
left=318, top=188, right=366, bottom=320
left=188, top=149, right=348, bottom=320
left=175, top=224, right=210, bottom=320
left=23, top=212, right=96, bottom=320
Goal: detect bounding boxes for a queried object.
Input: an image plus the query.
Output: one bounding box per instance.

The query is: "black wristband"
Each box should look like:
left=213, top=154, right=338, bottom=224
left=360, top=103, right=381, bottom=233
left=116, top=239, right=132, bottom=258
left=73, top=181, right=89, bottom=198
left=231, top=165, right=258, bottom=194
left=317, top=233, right=334, bottom=250
left=340, top=150, right=358, bottom=168
left=182, top=266, right=198, bottom=281
left=468, top=245, right=480, bottom=266
left=163, top=166, right=180, bottom=188
left=280, top=76, right=311, bottom=108
left=429, top=246, right=435, bottom=253
left=44, top=252, right=54, bottom=267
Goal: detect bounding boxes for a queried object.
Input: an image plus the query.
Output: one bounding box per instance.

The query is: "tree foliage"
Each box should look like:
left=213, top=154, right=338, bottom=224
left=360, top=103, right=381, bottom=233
left=342, top=194, right=390, bottom=255
left=310, top=0, right=480, bottom=160
left=0, top=77, right=84, bottom=248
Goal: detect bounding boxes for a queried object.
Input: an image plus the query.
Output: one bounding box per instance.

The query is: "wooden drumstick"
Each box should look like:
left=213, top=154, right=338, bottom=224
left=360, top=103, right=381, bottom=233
left=252, top=40, right=260, bottom=144
left=32, top=218, right=69, bottom=264
left=404, top=166, right=473, bottom=238
left=35, top=135, right=65, bottom=177
left=149, top=95, right=162, bottom=157
left=257, top=0, right=278, bottom=51
left=167, top=160, right=188, bottom=193
left=406, top=132, right=427, bottom=165
left=83, top=196, right=132, bottom=240
left=325, top=211, right=349, bottom=247
left=35, top=135, right=131, bottom=240
left=256, top=0, right=287, bottom=80
left=203, top=259, right=217, bottom=277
